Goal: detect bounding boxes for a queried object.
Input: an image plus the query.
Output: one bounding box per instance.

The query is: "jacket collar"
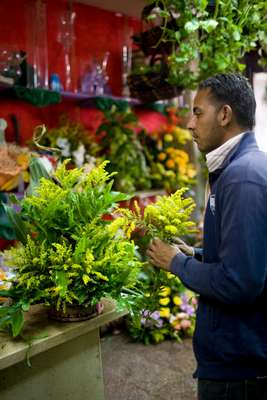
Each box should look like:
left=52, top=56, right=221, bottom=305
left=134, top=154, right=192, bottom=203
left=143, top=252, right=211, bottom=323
left=209, top=132, right=258, bottom=183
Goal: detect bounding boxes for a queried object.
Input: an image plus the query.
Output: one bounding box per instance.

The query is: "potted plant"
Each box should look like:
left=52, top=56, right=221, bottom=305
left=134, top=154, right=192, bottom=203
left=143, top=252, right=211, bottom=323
left=0, top=160, right=143, bottom=337
left=129, top=0, right=267, bottom=97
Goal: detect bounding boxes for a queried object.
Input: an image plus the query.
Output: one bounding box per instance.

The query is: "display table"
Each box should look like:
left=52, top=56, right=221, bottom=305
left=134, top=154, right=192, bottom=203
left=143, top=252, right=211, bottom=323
left=0, top=300, right=127, bottom=400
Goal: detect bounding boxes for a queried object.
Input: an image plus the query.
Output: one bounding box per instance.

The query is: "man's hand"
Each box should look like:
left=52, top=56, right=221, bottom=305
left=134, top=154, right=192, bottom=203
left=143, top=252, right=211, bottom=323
left=172, top=237, right=194, bottom=256
left=146, top=238, right=181, bottom=271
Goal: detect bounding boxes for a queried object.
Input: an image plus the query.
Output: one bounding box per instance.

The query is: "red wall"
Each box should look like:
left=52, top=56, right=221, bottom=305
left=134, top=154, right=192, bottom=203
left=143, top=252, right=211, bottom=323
left=0, top=0, right=166, bottom=144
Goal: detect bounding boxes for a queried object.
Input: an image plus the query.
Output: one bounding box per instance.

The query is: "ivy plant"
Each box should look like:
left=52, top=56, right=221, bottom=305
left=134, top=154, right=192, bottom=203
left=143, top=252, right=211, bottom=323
left=136, top=0, right=267, bottom=88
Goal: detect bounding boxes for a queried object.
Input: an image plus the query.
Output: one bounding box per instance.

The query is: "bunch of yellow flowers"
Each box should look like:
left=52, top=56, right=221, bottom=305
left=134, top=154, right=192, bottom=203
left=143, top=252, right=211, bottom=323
left=143, top=107, right=196, bottom=193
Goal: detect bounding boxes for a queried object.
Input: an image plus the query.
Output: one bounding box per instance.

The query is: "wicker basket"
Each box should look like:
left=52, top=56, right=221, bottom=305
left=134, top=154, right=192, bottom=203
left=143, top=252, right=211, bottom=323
left=128, top=56, right=183, bottom=103
left=128, top=73, right=182, bottom=103
left=48, top=304, right=97, bottom=322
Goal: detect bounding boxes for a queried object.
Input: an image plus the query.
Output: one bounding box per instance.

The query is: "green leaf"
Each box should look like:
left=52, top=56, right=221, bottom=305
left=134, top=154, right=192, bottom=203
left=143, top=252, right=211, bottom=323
left=184, top=20, right=200, bottom=33
left=233, top=29, right=241, bottom=41
left=174, top=31, right=181, bottom=41
left=21, top=301, right=30, bottom=312
left=200, top=19, right=218, bottom=33
left=146, top=14, right=157, bottom=21
left=54, top=271, right=68, bottom=297
left=11, top=309, right=24, bottom=337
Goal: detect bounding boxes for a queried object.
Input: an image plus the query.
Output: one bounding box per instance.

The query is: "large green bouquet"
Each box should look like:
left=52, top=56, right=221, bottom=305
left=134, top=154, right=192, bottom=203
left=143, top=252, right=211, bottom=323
left=0, top=161, right=142, bottom=337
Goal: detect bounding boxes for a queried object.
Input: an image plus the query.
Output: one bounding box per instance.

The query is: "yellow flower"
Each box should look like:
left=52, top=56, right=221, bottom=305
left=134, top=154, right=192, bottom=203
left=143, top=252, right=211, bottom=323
left=159, top=307, right=170, bottom=318
left=159, top=297, right=170, bottom=306
left=166, top=147, right=175, bottom=154
left=159, top=286, right=171, bottom=297
left=173, top=295, right=182, bottom=306
left=164, top=225, right=178, bottom=235
left=158, top=152, right=167, bottom=161
left=164, top=134, right=173, bottom=142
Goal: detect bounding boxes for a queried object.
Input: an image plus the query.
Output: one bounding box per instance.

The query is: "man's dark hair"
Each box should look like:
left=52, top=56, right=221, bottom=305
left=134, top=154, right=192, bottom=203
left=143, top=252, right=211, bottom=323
left=199, top=73, right=256, bottom=130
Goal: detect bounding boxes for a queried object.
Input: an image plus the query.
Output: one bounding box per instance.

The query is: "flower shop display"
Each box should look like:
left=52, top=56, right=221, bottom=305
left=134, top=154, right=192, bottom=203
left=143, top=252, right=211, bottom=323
left=113, top=188, right=198, bottom=343
left=141, top=107, right=196, bottom=193
left=128, top=0, right=267, bottom=99
left=0, top=161, right=143, bottom=337
left=36, top=115, right=98, bottom=168
left=95, top=105, right=152, bottom=193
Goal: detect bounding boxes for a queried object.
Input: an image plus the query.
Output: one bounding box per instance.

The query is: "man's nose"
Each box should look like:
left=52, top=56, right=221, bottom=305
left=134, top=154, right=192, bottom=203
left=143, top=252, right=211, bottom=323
left=186, top=115, right=195, bottom=131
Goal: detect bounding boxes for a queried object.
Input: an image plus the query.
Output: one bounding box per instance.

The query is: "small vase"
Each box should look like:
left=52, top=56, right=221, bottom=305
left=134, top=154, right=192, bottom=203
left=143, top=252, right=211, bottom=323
left=48, top=304, right=97, bottom=322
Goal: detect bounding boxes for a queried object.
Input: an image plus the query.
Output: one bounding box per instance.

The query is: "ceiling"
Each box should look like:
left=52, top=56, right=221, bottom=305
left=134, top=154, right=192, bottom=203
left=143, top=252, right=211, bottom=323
left=76, top=0, right=145, bottom=17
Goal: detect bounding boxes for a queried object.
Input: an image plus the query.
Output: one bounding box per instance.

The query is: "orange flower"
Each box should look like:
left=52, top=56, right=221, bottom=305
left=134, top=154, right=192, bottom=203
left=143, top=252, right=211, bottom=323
left=166, top=159, right=175, bottom=169
left=158, top=152, right=167, bottom=161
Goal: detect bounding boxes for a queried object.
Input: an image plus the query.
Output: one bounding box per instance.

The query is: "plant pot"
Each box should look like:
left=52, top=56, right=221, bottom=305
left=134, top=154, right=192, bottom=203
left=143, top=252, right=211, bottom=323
left=127, top=72, right=183, bottom=103
left=48, top=303, right=97, bottom=322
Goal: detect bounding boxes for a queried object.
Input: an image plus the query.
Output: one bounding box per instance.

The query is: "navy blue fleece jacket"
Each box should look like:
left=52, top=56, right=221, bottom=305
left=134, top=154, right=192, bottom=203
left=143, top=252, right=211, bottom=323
left=171, top=132, right=267, bottom=380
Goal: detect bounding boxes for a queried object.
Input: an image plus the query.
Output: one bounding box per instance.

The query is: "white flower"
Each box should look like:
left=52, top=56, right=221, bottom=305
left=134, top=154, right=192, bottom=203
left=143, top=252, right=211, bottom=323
left=72, top=143, right=85, bottom=167
left=56, top=137, right=71, bottom=157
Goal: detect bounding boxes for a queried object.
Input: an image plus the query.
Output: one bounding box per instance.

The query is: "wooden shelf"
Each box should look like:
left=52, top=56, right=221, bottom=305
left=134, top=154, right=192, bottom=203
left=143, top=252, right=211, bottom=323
left=0, top=84, right=141, bottom=107
left=75, top=0, right=145, bottom=18
left=61, top=90, right=141, bottom=106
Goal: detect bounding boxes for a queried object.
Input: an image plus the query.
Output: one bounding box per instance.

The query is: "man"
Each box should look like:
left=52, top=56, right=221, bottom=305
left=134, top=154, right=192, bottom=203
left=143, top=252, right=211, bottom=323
left=147, top=73, right=267, bottom=400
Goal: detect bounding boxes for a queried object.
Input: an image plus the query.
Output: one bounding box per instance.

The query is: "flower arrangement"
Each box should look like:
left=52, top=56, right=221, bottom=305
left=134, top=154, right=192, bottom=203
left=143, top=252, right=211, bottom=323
left=112, top=187, right=198, bottom=343
left=141, top=107, right=196, bottom=193
left=0, top=161, right=143, bottom=337
left=36, top=115, right=98, bottom=168
left=95, top=105, right=151, bottom=193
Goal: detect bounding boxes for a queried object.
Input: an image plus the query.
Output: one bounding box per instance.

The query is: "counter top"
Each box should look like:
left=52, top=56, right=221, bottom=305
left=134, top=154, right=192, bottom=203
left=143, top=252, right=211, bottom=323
left=0, top=299, right=127, bottom=370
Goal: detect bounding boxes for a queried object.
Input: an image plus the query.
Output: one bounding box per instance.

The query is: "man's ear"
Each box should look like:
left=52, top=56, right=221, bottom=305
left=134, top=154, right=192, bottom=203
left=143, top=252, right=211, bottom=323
left=218, top=104, right=232, bottom=126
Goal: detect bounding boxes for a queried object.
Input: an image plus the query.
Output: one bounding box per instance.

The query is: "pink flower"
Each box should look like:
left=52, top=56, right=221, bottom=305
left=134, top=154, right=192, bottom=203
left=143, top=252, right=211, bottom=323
left=180, top=319, right=191, bottom=329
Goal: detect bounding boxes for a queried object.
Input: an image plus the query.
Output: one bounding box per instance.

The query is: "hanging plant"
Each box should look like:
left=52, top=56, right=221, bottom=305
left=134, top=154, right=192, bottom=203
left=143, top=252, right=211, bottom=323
left=130, top=0, right=267, bottom=92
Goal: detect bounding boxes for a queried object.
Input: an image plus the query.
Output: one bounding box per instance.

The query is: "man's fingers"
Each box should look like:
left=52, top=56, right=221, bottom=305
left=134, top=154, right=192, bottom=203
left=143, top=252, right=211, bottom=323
left=172, top=237, right=186, bottom=245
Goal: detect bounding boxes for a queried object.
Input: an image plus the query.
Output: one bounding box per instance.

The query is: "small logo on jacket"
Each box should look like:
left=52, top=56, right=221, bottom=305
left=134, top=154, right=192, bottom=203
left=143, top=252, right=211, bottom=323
left=209, top=194, right=216, bottom=215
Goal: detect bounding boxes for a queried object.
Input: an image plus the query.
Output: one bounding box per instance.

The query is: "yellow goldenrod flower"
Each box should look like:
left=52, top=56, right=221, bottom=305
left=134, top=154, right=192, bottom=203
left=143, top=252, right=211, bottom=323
left=166, top=272, right=173, bottom=279
left=159, top=307, right=170, bottom=318
left=173, top=295, right=182, bottom=306
left=159, top=297, right=170, bottom=306
left=159, top=286, right=171, bottom=296
left=164, top=225, right=178, bottom=235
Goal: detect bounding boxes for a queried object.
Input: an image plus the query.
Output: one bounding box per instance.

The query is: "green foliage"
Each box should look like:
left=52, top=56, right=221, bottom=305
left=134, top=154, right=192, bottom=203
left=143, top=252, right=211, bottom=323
left=137, top=0, right=267, bottom=88
left=96, top=105, right=152, bottom=193
left=0, top=161, right=143, bottom=337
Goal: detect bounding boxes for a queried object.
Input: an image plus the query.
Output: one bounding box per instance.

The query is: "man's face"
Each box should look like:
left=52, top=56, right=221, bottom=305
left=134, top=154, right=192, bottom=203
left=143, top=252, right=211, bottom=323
left=187, top=88, right=225, bottom=154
